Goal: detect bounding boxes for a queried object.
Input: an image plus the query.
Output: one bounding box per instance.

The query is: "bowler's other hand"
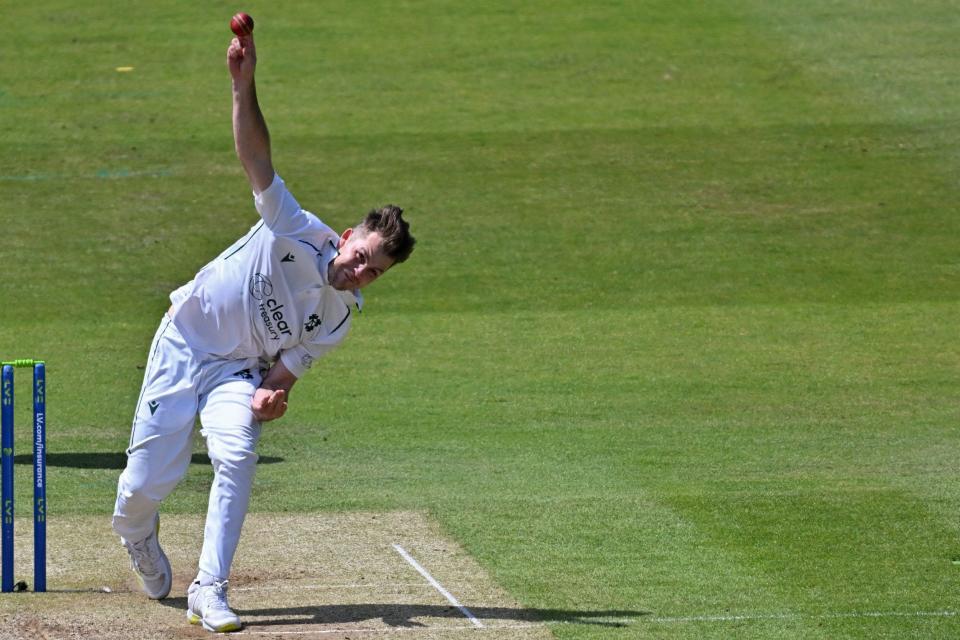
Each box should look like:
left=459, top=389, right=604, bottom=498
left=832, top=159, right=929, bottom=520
left=252, top=388, right=287, bottom=422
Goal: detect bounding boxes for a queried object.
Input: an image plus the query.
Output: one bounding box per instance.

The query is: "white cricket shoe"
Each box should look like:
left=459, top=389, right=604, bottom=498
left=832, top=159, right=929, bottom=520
left=123, top=515, right=172, bottom=600
left=187, top=579, right=243, bottom=633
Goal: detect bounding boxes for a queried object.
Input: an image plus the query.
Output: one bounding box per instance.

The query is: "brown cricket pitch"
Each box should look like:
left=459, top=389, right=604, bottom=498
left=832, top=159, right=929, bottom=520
left=0, top=512, right=551, bottom=639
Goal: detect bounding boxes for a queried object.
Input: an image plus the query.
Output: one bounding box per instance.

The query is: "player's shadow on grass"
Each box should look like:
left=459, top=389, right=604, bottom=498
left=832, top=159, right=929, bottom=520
left=161, top=599, right=647, bottom=628
left=12, top=452, right=284, bottom=469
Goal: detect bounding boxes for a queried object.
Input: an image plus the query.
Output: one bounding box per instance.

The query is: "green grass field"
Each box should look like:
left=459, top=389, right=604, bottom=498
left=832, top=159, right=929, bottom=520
left=2, top=1, right=959, bottom=638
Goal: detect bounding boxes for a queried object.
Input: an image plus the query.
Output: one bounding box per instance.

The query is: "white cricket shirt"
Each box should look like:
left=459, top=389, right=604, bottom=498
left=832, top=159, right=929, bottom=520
left=168, top=173, right=362, bottom=378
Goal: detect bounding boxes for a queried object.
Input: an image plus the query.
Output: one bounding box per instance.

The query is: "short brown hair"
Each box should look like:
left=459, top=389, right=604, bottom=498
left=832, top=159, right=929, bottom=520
left=355, top=205, right=416, bottom=264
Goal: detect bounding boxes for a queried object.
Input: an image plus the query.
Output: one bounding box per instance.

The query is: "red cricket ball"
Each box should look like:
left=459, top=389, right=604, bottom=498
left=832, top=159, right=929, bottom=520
left=230, top=12, right=254, bottom=37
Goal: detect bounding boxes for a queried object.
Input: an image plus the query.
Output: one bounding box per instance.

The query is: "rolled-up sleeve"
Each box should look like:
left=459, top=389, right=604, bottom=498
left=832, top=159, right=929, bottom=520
left=280, top=332, right=345, bottom=379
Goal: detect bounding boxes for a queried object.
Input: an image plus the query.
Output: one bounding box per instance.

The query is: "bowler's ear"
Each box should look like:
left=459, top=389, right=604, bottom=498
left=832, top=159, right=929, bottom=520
left=337, top=227, right=353, bottom=249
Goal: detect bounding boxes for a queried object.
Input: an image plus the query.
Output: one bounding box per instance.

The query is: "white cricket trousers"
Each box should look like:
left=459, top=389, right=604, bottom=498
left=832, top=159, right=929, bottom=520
left=112, top=314, right=263, bottom=581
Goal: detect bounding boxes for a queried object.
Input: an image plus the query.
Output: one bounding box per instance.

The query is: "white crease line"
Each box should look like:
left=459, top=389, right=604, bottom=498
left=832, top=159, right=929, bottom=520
left=649, top=610, right=958, bottom=624
left=233, top=583, right=431, bottom=593
left=235, top=623, right=541, bottom=636
left=392, top=544, right=484, bottom=628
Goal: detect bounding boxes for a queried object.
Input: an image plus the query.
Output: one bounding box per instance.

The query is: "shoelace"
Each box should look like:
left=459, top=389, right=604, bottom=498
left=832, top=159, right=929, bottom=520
left=128, top=535, right=160, bottom=576
left=202, top=580, right=233, bottom=612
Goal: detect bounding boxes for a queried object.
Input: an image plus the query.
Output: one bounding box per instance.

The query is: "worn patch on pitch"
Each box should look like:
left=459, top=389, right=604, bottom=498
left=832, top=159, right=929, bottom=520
left=0, top=512, right=552, bottom=639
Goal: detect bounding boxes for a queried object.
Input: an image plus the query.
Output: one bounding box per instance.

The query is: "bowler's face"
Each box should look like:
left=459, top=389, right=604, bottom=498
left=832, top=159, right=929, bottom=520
left=328, top=229, right=394, bottom=291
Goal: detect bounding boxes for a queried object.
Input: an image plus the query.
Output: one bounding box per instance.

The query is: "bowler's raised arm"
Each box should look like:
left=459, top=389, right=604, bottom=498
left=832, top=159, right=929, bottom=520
left=227, top=34, right=274, bottom=194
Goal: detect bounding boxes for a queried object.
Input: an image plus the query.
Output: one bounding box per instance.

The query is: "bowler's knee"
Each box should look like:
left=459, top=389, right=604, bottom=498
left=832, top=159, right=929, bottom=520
left=210, top=447, right=259, bottom=474
left=117, top=469, right=164, bottom=504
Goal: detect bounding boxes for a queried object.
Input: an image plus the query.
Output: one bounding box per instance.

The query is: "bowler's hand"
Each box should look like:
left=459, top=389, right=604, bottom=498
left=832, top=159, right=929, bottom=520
left=252, top=387, right=287, bottom=422
left=227, top=35, right=256, bottom=84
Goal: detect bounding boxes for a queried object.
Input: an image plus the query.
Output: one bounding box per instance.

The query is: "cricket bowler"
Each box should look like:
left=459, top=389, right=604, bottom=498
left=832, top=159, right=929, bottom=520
left=111, top=26, right=415, bottom=632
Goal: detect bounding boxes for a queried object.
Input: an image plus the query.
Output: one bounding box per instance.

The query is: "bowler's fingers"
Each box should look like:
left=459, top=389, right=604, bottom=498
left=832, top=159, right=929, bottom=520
left=230, top=35, right=254, bottom=57
left=269, top=389, right=286, bottom=409
left=227, top=36, right=255, bottom=57
left=275, top=391, right=288, bottom=417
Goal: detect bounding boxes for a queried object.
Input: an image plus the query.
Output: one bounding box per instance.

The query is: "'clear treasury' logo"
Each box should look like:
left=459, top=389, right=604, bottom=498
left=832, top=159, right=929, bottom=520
left=251, top=274, right=293, bottom=340
left=259, top=299, right=293, bottom=340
